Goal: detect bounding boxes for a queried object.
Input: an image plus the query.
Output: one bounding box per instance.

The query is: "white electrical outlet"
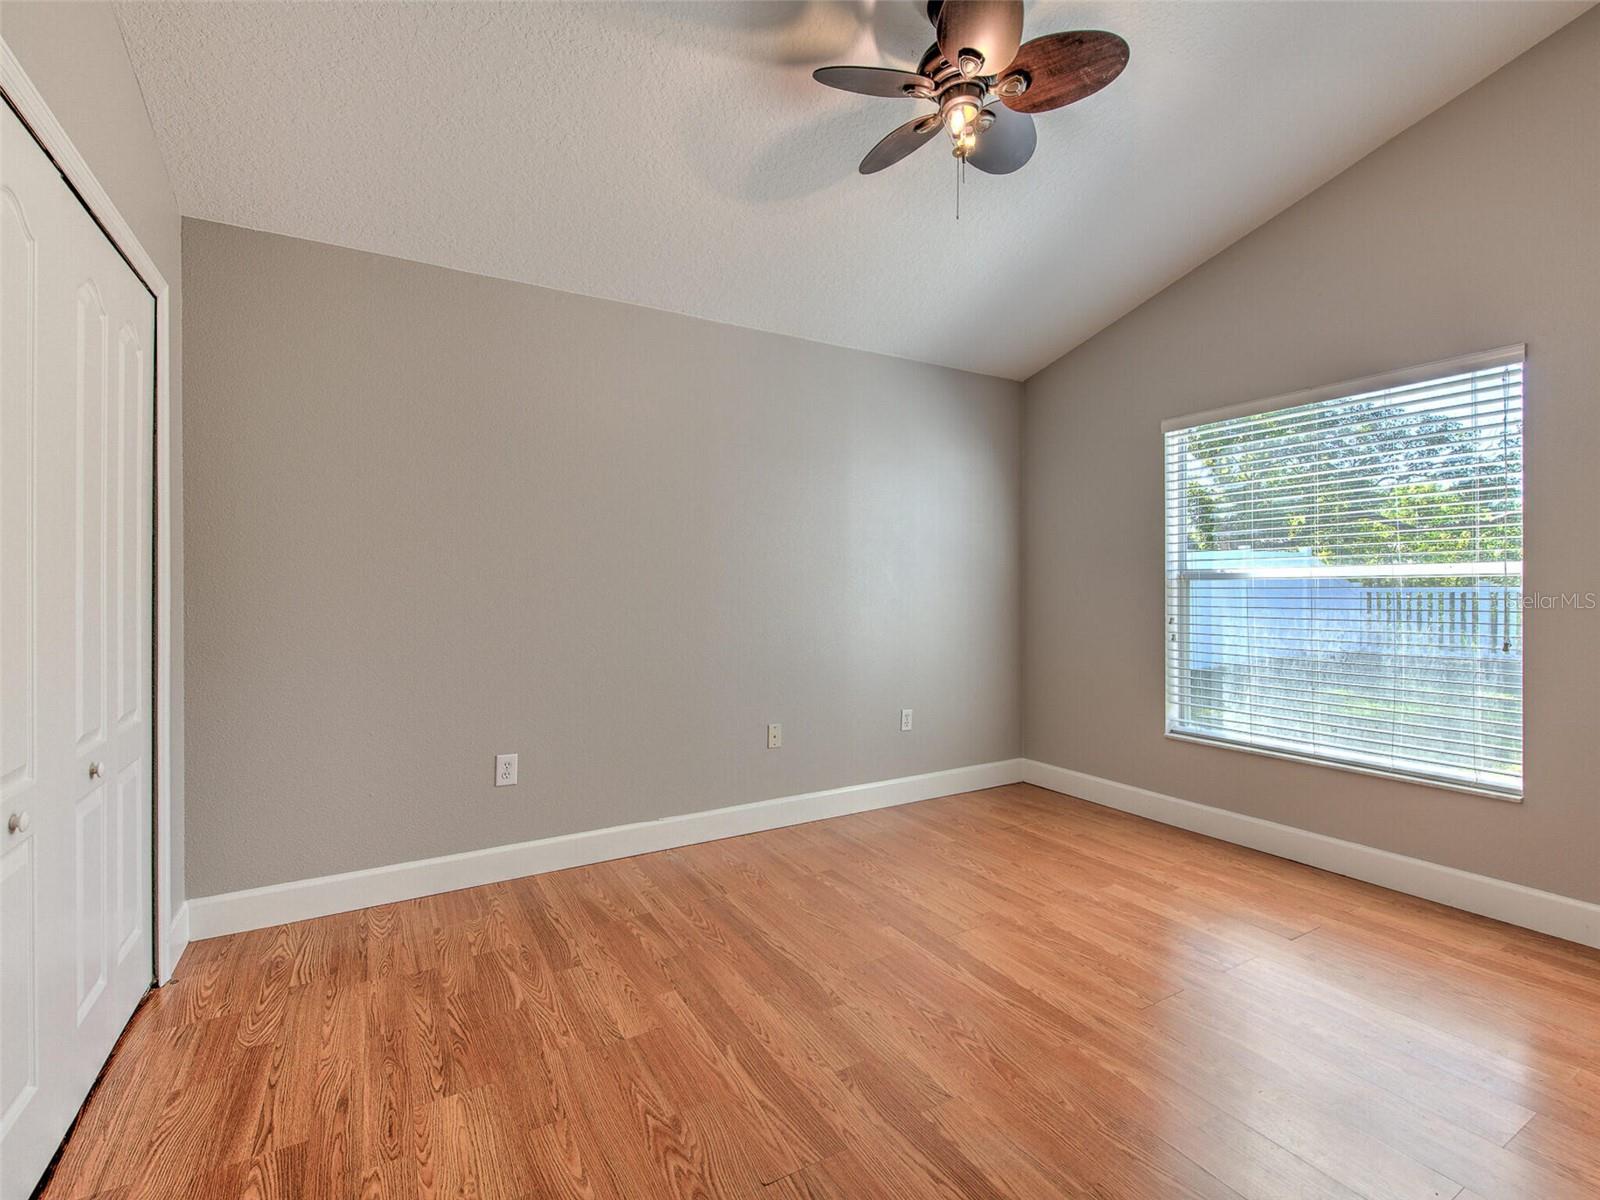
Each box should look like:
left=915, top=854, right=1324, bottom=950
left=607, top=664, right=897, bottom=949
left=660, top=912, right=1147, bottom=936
left=767, top=723, right=782, bottom=749
left=901, top=708, right=914, bottom=732
left=495, top=753, right=518, bottom=786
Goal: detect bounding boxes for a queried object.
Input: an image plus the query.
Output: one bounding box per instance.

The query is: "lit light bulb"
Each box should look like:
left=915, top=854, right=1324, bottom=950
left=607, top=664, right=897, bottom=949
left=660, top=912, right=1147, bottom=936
left=946, top=100, right=978, bottom=137
left=955, top=128, right=977, bottom=158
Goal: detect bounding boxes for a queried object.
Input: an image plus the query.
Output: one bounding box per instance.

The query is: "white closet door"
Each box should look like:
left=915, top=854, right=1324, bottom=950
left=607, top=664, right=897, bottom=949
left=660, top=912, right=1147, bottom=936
left=1, top=100, right=155, bottom=1200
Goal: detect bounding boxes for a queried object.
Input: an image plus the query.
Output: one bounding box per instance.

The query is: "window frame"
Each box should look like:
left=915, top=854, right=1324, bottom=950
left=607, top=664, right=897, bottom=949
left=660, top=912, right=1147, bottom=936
left=1160, top=345, right=1527, bottom=802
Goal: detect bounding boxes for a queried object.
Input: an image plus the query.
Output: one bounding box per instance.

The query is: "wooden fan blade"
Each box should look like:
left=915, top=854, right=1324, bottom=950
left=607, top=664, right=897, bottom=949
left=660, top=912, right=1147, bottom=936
left=813, top=65, right=929, bottom=99
left=968, top=105, right=1035, bottom=175
left=936, top=0, right=1023, bottom=78
left=997, top=31, right=1129, bottom=114
left=860, top=114, right=940, bottom=174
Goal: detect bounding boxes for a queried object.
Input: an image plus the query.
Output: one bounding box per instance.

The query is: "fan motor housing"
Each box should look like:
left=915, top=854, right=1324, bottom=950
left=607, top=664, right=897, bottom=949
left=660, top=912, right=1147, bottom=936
left=939, top=82, right=985, bottom=126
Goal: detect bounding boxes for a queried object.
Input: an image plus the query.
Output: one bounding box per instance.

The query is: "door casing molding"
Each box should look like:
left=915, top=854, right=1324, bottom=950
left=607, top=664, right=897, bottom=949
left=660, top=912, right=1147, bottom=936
left=1, top=40, right=183, bottom=982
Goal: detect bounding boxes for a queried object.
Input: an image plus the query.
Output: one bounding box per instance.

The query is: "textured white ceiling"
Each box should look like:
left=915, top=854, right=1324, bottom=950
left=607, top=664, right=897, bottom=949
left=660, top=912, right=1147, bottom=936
left=116, top=1, right=1588, bottom=380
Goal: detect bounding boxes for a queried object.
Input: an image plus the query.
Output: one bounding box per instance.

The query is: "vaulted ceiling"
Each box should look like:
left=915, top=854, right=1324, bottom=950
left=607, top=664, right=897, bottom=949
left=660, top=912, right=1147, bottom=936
left=116, top=1, right=1589, bottom=379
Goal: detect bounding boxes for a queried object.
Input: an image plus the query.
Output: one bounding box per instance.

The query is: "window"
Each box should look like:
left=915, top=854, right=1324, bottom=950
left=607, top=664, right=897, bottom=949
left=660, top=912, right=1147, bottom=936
left=1163, top=348, right=1524, bottom=797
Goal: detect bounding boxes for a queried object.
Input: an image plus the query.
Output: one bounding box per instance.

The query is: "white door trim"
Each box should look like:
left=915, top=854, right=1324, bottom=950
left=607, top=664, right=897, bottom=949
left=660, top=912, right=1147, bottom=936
left=0, top=41, right=183, bottom=982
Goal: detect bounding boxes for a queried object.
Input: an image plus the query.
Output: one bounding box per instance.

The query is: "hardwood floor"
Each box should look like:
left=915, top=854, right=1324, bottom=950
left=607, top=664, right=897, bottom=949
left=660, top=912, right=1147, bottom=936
left=41, top=783, right=1600, bottom=1199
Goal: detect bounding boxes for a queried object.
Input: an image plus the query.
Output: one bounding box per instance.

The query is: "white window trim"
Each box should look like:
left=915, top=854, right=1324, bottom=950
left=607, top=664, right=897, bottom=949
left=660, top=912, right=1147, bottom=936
left=1161, top=345, right=1527, bottom=803
left=1161, top=345, right=1526, bottom=433
left=1164, top=733, right=1523, bottom=803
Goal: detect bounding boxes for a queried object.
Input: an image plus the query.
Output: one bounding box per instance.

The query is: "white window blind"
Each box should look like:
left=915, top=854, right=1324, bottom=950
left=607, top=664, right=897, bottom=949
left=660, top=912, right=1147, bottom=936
left=1163, top=349, right=1524, bottom=797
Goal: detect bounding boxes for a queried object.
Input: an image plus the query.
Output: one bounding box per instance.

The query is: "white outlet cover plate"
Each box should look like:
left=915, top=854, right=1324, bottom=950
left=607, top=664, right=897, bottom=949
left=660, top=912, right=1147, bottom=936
left=767, top=724, right=782, bottom=749
left=495, top=753, right=518, bottom=786
left=901, top=709, right=914, bottom=731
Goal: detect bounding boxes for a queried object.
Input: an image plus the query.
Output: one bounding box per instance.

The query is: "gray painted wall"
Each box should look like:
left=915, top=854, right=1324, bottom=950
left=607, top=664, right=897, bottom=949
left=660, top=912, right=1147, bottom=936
left=2, top=0, right=187, bottom=912
left=181, top=220, right=1023, bottom=896
left=1023, top=7, right=1600, bottom=903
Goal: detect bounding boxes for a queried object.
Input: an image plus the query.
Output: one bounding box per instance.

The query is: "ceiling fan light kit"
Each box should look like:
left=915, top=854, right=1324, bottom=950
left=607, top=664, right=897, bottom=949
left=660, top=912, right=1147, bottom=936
left=814, top=0, right=1128, bottom=193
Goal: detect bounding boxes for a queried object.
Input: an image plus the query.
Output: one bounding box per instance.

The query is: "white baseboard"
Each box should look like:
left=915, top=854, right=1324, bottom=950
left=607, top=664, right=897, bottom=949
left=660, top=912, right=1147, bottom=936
left=1022, top=759, right=1600, bottom=950
left=187, top=755, right=1600, bottom=951
left=162, top=902, right=190, bottom=984
left=188, top=759, right=1027, bottom=940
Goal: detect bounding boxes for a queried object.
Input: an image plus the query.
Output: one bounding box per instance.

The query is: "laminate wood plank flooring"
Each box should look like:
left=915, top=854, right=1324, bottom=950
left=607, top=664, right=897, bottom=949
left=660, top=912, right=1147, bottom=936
left=39, top=784, right=1600, bottom=1199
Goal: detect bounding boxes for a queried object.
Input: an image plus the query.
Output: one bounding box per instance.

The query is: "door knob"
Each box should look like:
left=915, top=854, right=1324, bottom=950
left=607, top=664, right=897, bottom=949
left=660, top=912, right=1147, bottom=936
left=88, top=761, right=102, bottom=780
left=6, top=812, right=28, bottom=834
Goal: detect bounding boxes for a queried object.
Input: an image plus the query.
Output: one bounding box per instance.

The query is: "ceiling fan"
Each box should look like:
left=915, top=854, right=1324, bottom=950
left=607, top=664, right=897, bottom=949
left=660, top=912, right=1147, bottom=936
left=814, top=0, right=1129, bottom=179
